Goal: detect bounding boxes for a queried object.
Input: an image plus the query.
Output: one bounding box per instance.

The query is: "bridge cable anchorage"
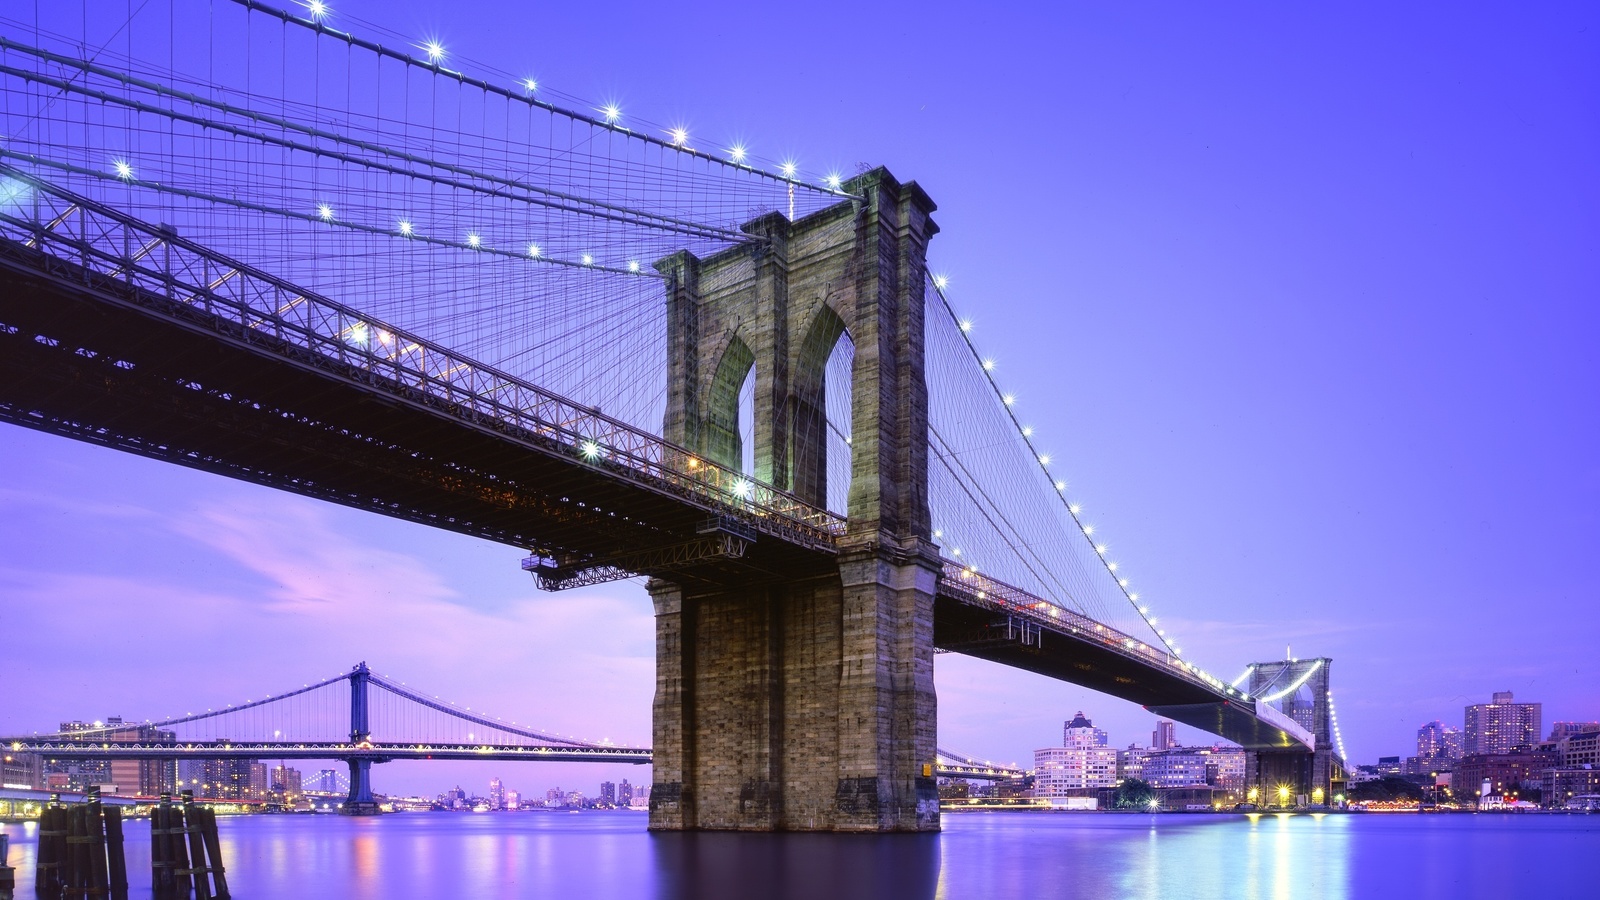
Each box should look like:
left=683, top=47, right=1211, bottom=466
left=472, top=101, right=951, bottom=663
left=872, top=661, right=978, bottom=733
left=0, top=52, right=746, bottom=246
left=227, top=0, right=862, bottom=200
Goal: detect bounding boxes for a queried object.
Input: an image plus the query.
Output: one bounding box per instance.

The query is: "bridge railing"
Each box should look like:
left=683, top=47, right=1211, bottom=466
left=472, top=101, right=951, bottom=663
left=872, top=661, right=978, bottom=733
left=938, top=560, right=1246, bottom=702
left=0, top=167, right=845, bottom=549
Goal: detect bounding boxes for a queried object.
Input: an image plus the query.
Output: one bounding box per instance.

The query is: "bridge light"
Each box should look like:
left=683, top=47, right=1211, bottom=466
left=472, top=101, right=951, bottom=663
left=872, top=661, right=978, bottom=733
left=932, top=529, right=942, bottom=538
left=112, top=159, right=134, bottom=180
left=398, top=220, right=413, bottom=236
left=523, top=78, right=538, bottom=93
left=1038, top=454, right=1051, bottom=466
left=982, top=359, right=996, bottom=371
left=732, top=479, right=753, bottom=499
left=1107, top=562, right=1118, bottom=572
left=825, top=172, right=843, bottom=190
left=668, top=127, right=689, bottom=146
left=933, top=274, right=950, bottom=290
left=1082, top=524, right=1094, bottom=536
left=1069, top=503, right=1082, bottom=515
left=1118, top=578, right=1129, bottom=587
left=628, top=260, right=641, bottom=273
left=780, top=160, right=798, bottom=178
left=317, top=203, right=334, bottom=221
left=307, top=0, right=328, bottom=20
left=423, top=40, right=445, bottom=63
left=950, top=548, right=960, bottom=556
left=579, top=440, right=602, bottom=459
left=959, top=319, right=973, bottom=332
left=1129, top=593, right=1139, bottom=601
left=1003, top=394, right=1016, bottom=406
left=601, top=103, right=622, bottom=123
left=527, top=243, right=541, bottom=258
left=1138, top=606, right=1149, bottom=614
left=1094, top=544, right=1108, bottom=555
left=582, top=254, right=594, bottom=266
left=1054, top=480, right=1066, bottom=491
left=467, top=232, right=481, bottom=248
left=728, top=144, right=747, bottom=162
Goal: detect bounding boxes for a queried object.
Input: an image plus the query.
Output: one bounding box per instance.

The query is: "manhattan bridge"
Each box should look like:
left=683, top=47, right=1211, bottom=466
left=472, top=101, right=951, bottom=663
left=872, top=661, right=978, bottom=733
left=0, top=0, right=1347, bottom=831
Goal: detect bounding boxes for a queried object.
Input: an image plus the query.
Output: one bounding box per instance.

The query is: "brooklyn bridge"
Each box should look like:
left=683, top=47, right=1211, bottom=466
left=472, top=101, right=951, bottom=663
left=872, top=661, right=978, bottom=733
left=0, top=0, right=1345, bottom=831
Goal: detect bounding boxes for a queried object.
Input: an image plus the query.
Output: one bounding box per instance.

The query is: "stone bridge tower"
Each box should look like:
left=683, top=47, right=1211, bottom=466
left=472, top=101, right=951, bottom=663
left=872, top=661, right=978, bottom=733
left=647, top=168, right=941, bottom=831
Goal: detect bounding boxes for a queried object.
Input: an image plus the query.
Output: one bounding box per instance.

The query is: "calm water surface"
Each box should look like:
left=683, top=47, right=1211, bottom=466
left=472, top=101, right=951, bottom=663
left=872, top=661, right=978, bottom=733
left=4, top=810, right=1596, bottom=899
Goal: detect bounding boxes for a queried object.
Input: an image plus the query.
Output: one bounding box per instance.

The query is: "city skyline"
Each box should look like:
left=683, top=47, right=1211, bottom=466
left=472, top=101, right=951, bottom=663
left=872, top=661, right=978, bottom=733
left=2, top=0, right=1596, bottom=795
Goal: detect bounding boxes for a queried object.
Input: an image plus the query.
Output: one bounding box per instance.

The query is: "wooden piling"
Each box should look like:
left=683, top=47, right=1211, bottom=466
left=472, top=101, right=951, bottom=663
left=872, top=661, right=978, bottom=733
left=181, top=795, right=211, bottom=900
left=103, top=806, right=128, bottom=900
left=85, top=790, right=110, bottom=898
left=150, top=798, right=177, bottom=900
left=197, top=808, right=230, bottom=900
left=35, top=803, right=64, bottom=899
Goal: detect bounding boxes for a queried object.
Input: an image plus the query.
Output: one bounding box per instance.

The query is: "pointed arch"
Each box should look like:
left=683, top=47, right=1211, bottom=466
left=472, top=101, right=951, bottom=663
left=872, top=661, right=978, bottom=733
left=704, top=335, right=754, bottom=473
left=791, top=305, right=851, bottom=512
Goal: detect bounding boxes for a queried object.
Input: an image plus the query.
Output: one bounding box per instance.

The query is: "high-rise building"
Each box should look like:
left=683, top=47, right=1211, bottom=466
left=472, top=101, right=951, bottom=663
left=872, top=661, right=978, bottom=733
left=271, top=765, right=303, bottom=799
left=489, top=778, right=506, bottom=810
left=506, top=790, right=521, bottom=810
left=1064, top=712, right=1108, bottom=748
left=1416, top=721, right=1461, bottom=760
left=1464, top=691, right=1542, bottom=755
left=196, top=759, right=260, bottom=800
left=619, top=778, right=633, bottom=807
left=600, top=781, right=616, bottom=806
left=1035, top=712, right=1117, bottom=799
left=1152, top=720, right=1177, bottom=751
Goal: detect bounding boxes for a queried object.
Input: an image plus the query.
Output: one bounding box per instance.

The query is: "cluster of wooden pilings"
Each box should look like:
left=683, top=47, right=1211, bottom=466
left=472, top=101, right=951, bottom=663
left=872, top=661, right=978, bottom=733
left=149, top=792, right=229, bottom=900
left=30, top=789, right=129, bottom=899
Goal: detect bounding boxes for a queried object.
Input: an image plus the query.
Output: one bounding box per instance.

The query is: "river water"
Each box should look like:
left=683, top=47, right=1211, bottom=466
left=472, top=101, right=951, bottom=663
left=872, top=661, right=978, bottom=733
left=3, top=810, right=1595, bottom=899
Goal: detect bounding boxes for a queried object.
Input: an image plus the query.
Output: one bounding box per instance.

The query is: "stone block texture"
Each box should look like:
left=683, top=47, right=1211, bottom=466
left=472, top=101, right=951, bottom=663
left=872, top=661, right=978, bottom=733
left=649, top=169, right=941, bottom=831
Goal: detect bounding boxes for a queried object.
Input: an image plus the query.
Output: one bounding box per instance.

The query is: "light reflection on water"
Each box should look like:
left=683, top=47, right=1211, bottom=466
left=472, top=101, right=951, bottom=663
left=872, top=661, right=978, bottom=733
left=2, top=810, right=1595, bottom=899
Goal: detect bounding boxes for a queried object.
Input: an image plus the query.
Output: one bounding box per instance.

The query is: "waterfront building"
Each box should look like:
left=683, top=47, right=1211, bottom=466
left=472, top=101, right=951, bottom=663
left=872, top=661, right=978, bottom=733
left=1152, top=720, right=1177, bottom=751
left=619, top=778, right=633, bottom=807
left=506, top=790, right=521, bottom=810
left=630, top=784, right=651, bottom=809
left=1555, top=731, right=1600, bottom=767
left=1376, top=756, right=1402, bottom=776
left=1034, top=713, right=1117, bottom=800
left=2, top=752, right=41, bottom=790
left=1464, top=691, right=1542, bottom=755
left=489, top=778, right=506, bottom=810
left=601, top=781, right=616, bottom=807
left=565, top=790, right=585, bottom=808
left=1403, top=756, right=1454, bottom=778
left=1117, top=746, right=1145, bottom=782
left=1542, top=767, right=1600, bottom=809
left=1549, top=722, right=1600, bottom=743
left=1453, top=752, right=1556, bottom=801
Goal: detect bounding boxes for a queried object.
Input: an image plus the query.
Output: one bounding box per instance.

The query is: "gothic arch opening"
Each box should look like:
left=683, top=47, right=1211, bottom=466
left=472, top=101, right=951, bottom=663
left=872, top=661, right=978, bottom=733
left=793, top=306, right=853, bottom=516
left=705, top=336, right=754, bottom=474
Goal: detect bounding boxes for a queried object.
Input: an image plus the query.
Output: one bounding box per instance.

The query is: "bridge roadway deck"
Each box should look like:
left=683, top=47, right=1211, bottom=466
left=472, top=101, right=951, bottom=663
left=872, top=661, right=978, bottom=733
left=6, top=740, right=652, bottom=764
left=9, top=739, right=1001, bottom=780
left=0, top=184, right=1310, bottom=754
left=0, top=227, right=836, bottom=589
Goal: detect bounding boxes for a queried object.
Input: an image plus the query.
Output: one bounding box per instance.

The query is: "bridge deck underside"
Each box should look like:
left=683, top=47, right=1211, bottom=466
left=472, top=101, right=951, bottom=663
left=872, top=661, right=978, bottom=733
left=933, top=596, right=1306, bottom=750
left=0, top=246, right=834, bottom=587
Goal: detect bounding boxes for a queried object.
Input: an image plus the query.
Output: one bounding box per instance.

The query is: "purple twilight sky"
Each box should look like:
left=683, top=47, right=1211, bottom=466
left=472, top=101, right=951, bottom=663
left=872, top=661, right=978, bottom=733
left=2, top=0, right=1596, bottom=796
